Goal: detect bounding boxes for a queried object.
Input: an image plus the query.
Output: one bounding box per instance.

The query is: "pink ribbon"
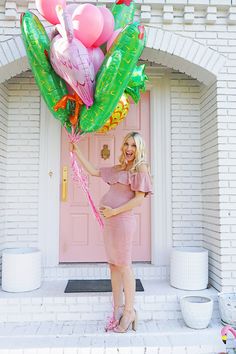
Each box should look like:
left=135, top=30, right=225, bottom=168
left=66, top=128, right=104, bottom=229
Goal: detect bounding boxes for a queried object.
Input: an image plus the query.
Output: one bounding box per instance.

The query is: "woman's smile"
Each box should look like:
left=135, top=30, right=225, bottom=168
left=123, top=137, right=136, bottom=163
left=126, top=151, right=134, bottom=159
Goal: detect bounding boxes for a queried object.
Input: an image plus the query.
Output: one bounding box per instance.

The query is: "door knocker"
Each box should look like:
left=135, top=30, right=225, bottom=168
left=101, top=144, right=110, bottom=160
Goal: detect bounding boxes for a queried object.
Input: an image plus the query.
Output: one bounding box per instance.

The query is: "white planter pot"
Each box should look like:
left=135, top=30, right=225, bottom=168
left=218, top=292, right=236, bottom=328
left=170, top=247, right=208, bottom=290
left=180, top=295, right=213, bottom=329
left=2, top=247, right=41, bottom=292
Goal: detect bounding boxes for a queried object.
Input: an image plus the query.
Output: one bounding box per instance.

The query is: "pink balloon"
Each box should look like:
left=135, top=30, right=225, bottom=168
left=93, top=7, right=115, bottom=48
left=106, top=28, right=122, bottom=52
left=72, top=4, right=104, bottom=48
left=35, top=0, right=66, bottom=25
left=87, top=47, right=105, bottom=74
left=65, top=4, right=78, bottom=16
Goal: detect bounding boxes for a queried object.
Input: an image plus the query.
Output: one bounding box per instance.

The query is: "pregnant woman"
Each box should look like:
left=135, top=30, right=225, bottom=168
left=70, top=131, right=152, bottom=333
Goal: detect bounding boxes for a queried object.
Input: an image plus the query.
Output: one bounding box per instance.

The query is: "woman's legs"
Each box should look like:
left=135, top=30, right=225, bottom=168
left=120, top=265, right=135, bottom=311
left=109, top=263, right=135, bottom=313
left=105, top=263, right=124, bottom=331
left=109, top=263, right=124, bottom=318
left=113, top=264, right=137, bottom=332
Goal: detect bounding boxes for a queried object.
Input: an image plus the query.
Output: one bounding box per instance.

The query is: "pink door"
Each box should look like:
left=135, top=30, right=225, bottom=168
left=59, top=92, right=151, bottom=262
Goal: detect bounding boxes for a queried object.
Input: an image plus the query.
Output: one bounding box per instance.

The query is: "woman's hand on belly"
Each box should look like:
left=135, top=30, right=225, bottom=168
left=99, top=205, right=115, bottom=218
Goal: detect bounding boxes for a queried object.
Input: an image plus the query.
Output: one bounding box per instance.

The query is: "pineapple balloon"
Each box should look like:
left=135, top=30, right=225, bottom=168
left=98, top=93, right=130, bottom=133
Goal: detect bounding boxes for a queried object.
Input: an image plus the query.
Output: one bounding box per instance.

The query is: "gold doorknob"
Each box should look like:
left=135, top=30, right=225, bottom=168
left=62, top=166, right=68, bottom=202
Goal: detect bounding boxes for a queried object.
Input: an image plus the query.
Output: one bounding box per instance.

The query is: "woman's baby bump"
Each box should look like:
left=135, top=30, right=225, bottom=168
left=100, top=183, right=134, bottom=209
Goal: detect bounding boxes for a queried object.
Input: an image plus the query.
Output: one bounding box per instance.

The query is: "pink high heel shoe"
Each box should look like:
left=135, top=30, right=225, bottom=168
left=104, top=305, right=124, bottom=332
left=113, top=309, right=138, bottom=333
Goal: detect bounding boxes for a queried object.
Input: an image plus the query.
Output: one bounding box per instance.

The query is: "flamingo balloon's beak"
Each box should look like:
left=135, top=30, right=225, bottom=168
left=221, top=335, right=227, bottom=344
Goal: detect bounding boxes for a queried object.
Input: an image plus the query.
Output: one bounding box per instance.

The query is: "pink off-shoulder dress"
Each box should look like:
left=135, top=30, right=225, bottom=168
left=99, top=166, right=152, bottom=266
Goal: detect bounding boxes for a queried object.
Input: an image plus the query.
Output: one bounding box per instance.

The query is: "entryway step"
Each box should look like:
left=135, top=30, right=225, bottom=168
left=0, top=319, right=229, bottom=354
left=43, top=264, right=168, bottom=281
left=0, top=280, right=220, bottom=323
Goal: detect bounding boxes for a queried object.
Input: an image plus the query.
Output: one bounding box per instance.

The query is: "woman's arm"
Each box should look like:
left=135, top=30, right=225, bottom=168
left=70, top=143, right=100, bottom=177
left=100, top=191, right=145, bottom=218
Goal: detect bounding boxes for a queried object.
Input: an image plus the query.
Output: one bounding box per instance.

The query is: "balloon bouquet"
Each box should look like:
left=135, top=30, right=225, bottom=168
left=20, top=0, right=148, bottom=227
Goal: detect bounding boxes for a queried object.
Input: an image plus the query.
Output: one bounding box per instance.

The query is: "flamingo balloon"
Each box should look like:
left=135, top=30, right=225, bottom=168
left=50, top=5, right=95, bottom=124
left=221, top=325, right=236, bottom=344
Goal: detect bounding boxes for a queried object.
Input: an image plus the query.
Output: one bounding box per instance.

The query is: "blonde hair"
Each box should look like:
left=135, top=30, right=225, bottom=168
left=119, top=132, right=148, bottom=172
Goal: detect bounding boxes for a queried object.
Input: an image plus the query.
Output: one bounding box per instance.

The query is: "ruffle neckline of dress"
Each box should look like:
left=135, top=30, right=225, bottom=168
left=105, top=167, right=149, bottom=186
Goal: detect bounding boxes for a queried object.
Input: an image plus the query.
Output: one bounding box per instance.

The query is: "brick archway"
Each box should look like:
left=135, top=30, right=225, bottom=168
left=0, top=36, right=29, bottom=83
left=143, top=27, right=226, bottom=85
left=0, top=27, right=226, bottom=85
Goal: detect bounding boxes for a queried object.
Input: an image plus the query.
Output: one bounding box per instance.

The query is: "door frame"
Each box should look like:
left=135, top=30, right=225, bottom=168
left=39, top=70, right=172, bottom=267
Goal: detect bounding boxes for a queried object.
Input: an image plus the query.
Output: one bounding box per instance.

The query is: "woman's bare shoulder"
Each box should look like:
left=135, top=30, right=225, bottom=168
left=136, top=163, right=149, bottom=173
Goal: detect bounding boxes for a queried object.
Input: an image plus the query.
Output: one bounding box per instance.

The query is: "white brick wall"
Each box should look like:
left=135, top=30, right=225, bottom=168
left=6, top=71, right=40, bottom=248
left=200, top=81, right=222, bottom=291
left=216, top=72, right=236, bottom=292
left=0, top=83, right=8, bottom=281
left=171, top=71, right=203, bottom=248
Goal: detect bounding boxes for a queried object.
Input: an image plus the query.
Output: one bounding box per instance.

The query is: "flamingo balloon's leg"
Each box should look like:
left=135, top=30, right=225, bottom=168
left=67, top=93, right=83, bottom=126
left=54, top=95, right=70, bottom=111
left=54, top=93, right=83, bottom=126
